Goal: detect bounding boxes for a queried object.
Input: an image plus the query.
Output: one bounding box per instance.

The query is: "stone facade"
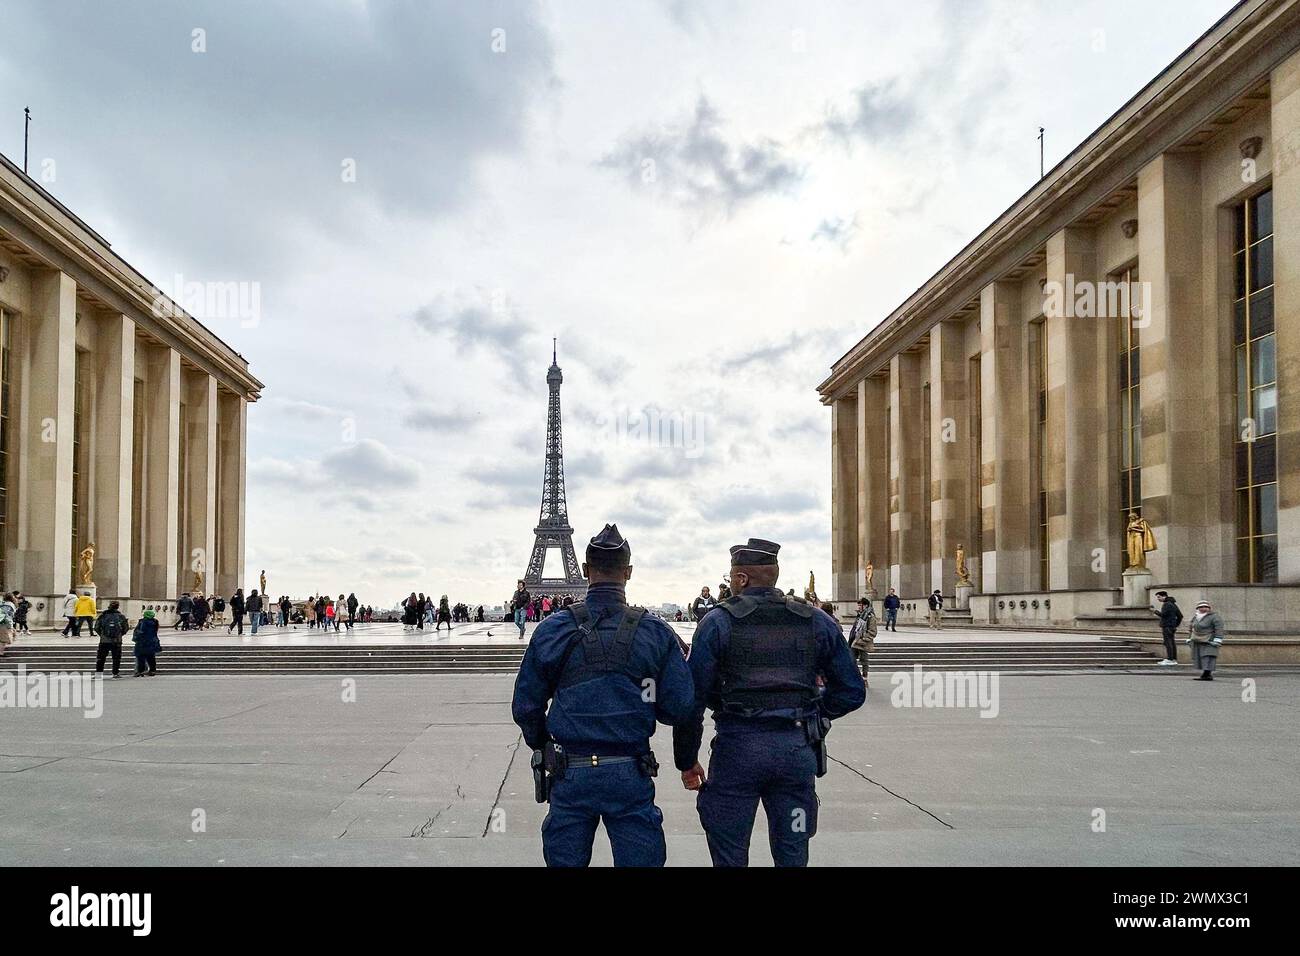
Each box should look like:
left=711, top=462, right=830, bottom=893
left=0, top=152, right=261, bottom=626
left=819, top=0, right=1300, bottom=632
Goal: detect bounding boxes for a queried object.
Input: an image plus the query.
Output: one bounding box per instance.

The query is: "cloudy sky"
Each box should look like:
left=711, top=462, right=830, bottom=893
left=3, top=0, right=1236, bottom=607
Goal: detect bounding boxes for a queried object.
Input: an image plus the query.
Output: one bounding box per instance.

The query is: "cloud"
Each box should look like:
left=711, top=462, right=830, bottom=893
left=707, top=487, right=821, bottom=522
left=412, top=293, right=533, bottom=362
left=810, top=215, right=861, bottom=253
left=819, top=80, right=920, bottom=147
left=404, top=406, right=480, bottom=432
left=599, top=95, right=803, bottom=217
left=1, top=1, right=559, bottom=274
left=320, top=439, right=420, bottom=490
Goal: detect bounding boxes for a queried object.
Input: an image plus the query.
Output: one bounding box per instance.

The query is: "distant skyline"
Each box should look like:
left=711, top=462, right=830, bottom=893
left=1, top=0, right=1238, bottom=605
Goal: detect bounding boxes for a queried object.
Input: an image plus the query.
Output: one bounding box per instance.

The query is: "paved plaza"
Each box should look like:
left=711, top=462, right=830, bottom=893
left=1, top=668, right=1296, bottom=866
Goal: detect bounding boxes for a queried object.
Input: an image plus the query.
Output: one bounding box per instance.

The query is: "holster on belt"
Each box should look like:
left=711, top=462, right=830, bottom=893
left=532, top=741, right=567, bottom=804
left=804, top=715, right=832, bottom=778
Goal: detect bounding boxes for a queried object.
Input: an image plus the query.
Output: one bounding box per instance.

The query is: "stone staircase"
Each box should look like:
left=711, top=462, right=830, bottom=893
left=0, top=639, right=1159, bottom=674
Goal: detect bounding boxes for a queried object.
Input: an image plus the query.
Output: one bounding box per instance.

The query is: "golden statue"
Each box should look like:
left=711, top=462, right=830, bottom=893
left=260, top=569, right=268, bottom=595
left=804, top=571, right=818, bottom=604
left=1125, top=512, right=1157, bottom=570
left=865, top=561, right=875, bottom=591
left=77, top=542, right=96, bottom=586
left=955, top=543, right=971, bottom=586
left=193, top=567, right=205, bottom=593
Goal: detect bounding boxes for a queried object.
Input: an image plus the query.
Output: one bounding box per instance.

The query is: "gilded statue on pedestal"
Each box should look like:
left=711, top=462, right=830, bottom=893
left=1125, top=512, right=1157, bottom=570
left=865, top=561, right=875, bottom=591
left=77, top=543, right=96, bottom=586
left=955, top=543, right=971, bottom=586
left=804, top=571, right=818, bottom=604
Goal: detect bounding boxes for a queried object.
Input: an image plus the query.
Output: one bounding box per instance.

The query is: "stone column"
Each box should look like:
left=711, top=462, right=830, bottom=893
left=929, top=320, right=970, bottom=594
left=979, top=280, right=1032, bottom=592
left=16, top=270, right=76, bottom=597
left=831, top=392, right=859, bottom=601
left=183, top=371, right=219, bottom=595
left=1137, top=152, right=1211, bottom=584
left=890, top=351, right=927, bottom=596
left=1273, top=49, right=1300, bottom=583
left=1045, top=227, right=1112, bottom=590
left=215, top=390, right=246, bottom=597
left=91, top=314, right=135, bottom=598
left=138, top=346, right=180, bottom=597
left=858, top=374, right=890, bottom=595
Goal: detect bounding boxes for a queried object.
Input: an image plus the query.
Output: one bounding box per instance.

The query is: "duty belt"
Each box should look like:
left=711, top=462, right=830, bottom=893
left=561, top=754, right=639, bottom=769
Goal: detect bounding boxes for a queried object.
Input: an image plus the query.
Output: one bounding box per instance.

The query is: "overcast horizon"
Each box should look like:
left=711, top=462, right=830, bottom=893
left=2, top=0, right=1238, bottom=607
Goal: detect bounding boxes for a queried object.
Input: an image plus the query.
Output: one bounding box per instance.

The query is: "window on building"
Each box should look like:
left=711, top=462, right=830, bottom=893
left=1233, top=189, right=1277, bottom=583
left=1117, top=265, right=1142, bottom=570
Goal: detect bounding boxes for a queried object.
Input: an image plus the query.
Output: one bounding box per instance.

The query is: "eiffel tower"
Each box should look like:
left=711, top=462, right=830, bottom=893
left=523, top=340, right=586, bottom=598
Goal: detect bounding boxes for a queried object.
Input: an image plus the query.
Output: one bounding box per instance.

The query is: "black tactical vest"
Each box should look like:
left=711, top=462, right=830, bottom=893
left=717, top=594, right=819, bottom=714
left=555, top=602, right=648, bottom=689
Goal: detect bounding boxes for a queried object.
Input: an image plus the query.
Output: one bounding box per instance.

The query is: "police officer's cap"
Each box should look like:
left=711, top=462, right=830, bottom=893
left=729, top=537, right=780, bottom=566
left=586, top=523, right=631, bottom=564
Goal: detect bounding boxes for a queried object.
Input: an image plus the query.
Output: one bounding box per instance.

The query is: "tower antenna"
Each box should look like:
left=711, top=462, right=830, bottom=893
left=24, top=107, right=32, bottom=174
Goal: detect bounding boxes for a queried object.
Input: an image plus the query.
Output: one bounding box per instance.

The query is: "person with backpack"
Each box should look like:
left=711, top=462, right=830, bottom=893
left=1153, top=591, right=1183, bottom=666
left=883, top=588, right=901, bottom=632
left=94, top=600, right=130, bottom=678
left=175, top=592, right=194, bottom=630
left=848, top=596, right=877, bottom=687
left=132, top=609, right=162, bottom=677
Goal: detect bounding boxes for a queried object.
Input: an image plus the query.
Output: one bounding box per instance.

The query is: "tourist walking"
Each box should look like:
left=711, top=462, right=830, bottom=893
left=848, top=596, right=877, bottom=688
left=247, top=589, right=264, bottom=635
left=511, top=580, right=530, bottom=639
left=437, top=595, right=452, bottom=632
left=74, top=591, right=97, bottom=637
left=692, top=586, right=717, bottom=621
left=132, top=609, right=161, bottom=677
left=1153, top=591, right=1183, bottom=665
left=883, top=588, right=900, bottom=631
left=1187, top=600, right=1226, bottom=681
left=347, top=592, right=358, bottom=628
left=176, top=592, right=194, bottom=630
left=61, top=589, right=79, bottom=637
left=94, top=600, right=129, bottom=678
left=13, top=592, right=30, bottom=634
left=193, top=593, right=210, bottom=629
left=927, top=589, right=943, bottom=630
left=0, top=593, right=15, bottom=657
left=212, top=593, right=226, bottom=625
left=228, top=588, right=245, bottom=635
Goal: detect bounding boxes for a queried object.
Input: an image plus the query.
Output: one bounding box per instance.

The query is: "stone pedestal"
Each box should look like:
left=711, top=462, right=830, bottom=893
left=955, top=583, right=974, bottom=610
left=1122, top=567, right=1152, bottom=608
left=75, top=583, right=97, bottom=602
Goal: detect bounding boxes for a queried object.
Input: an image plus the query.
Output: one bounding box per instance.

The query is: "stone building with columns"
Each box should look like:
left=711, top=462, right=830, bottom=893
left=819, top=0, right=1300, bottom=635
left=0, top=151, right=261, bottom=626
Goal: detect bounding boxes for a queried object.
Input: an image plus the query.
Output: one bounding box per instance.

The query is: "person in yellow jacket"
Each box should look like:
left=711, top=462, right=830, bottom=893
left=73, top=592, right=97, bottom=637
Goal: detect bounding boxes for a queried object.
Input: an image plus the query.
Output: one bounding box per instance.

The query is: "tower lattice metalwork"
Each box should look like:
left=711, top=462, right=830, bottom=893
left=523, top=340, right=585, bottom=597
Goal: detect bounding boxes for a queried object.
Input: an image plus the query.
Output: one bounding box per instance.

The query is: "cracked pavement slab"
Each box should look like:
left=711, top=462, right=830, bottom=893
left=0, top=674, right=1297, bottom=865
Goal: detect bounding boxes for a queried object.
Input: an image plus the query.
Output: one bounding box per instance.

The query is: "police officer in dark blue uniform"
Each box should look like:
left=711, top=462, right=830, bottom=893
left=512, top=523, right=694, bottom=867
left=673, top=537, right=865, bottom=867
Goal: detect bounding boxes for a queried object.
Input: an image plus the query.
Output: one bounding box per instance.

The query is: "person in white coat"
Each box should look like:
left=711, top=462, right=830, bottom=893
left=60, top=590, right=79, bottom=637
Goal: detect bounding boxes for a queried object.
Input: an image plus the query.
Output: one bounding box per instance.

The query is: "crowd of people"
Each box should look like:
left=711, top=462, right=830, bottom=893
left=399, top=593, right=486, bottom=631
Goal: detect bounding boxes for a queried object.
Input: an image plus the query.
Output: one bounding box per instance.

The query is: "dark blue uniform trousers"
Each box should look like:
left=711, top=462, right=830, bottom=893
left=542, top=760, right=666, bottom=867
left=697, top=726, right=819, bottom=867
